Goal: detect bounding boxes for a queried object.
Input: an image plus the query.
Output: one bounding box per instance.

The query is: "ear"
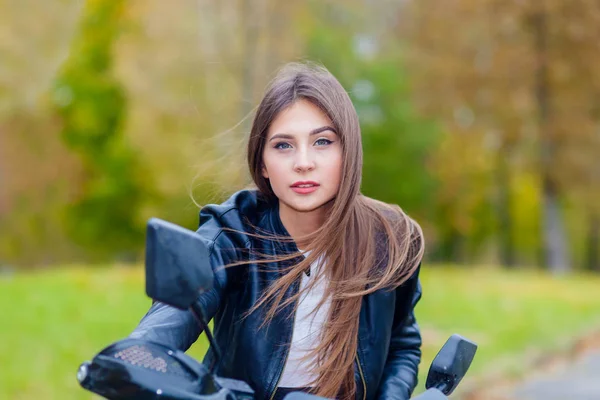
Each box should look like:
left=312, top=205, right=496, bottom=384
left=261, top=164, right=269, bottom=179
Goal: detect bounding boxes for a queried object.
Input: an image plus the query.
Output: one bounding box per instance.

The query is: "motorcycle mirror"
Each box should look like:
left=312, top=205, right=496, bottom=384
left=425, top=334, right=477, bottom=395
left=145, top=218, right=214, bottom=310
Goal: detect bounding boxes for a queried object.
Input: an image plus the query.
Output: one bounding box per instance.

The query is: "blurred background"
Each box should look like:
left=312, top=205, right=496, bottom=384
left=1, top=0, right=600, bottom=399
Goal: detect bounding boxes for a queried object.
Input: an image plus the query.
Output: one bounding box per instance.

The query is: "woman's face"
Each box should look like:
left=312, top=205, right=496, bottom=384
left=262, top=99, right=342, bottom=215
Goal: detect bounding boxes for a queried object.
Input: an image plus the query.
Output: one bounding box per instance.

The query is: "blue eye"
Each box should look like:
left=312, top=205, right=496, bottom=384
left=274, top=142, right=292, bottom=150
left=315, top=138, right=333, bottom=146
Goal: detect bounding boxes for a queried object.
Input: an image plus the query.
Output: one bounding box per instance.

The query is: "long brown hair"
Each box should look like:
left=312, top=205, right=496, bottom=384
left=234, top=62, right=424, bottom=399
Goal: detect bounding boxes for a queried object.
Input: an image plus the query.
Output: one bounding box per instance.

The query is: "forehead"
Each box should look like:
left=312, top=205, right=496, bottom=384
left=267, top=99, right=333, bottom=137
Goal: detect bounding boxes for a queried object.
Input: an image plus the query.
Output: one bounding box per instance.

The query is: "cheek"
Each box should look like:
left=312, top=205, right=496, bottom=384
left=261, top=153, right=281, bottom=182
left=321, top=150, right=343, bottom=187
left=261, top=152, right=273, bottom=179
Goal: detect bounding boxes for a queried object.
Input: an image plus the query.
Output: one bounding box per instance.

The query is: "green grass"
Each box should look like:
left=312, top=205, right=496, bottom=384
left=1, top=265, right=600, bottom=399
left=0, top=266, right=208, bottom=400
left=416, top=265, right=600, bottom=393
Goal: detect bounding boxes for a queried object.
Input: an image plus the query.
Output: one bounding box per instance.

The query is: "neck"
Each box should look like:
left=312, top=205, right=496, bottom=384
left=278, top=201, right=331, bottom=249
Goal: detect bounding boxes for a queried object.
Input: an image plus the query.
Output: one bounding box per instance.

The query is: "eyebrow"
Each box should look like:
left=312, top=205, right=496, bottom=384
left=268, top=126, right=338, bottom=142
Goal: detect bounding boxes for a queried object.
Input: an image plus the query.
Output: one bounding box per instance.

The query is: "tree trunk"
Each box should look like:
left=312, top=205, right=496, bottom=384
left=496, top=143, right=516, bottom=268
left=239, top=0, right=263, bottom=129
left=435, top=225, right=467, bottom=265
left=587, top=213, right=600, bottom=272
left=541, top=184, right=570, bottom=273
left=197, top=0, right=218, bottom=100
left=532, top=4, right=570, bottom=274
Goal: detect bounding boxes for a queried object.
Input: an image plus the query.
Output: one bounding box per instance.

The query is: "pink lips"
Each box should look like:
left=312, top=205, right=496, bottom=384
left=291, top=181, right=320, bottom=195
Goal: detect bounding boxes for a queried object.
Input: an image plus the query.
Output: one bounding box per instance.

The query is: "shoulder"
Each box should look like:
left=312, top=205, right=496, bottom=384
left=197, top=189, right=272, bottom=247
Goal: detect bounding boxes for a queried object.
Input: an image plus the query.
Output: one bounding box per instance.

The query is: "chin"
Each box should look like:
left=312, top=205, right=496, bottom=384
left=281, top=194, right=334, bottom=214
left=290, top=203, right=323, bottom=213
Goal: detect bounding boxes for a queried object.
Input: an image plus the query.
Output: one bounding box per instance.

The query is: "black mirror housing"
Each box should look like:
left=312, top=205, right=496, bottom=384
left=145, top=218, right=214, bottom=310
left=425, top=334, right=477, bottom=395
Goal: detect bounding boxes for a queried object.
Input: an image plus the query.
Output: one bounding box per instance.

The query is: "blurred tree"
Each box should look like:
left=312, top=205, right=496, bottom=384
left=526, top=1, right=570, bottom=274
left=3, top=0, right=597, bottom=269
left=401, top=0, right=600, bottom=272
left=52, top=0, right=149, bottom=260
left=400, top=0, right=520, bottom=265
left=544, top=0, right=600, bottom=271
left=0, top=0, right=83, bottom=266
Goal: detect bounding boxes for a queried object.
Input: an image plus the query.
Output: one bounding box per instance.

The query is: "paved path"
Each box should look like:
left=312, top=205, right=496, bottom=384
left=465, top=350, right=600, bottom=400
left=459, top=346, right=600, bottom=400
left=509, top=350, right=600, bottom=400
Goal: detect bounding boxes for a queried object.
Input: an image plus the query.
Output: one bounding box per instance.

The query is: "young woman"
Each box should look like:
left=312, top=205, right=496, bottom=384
left=130, top=62, right=425, bottom=400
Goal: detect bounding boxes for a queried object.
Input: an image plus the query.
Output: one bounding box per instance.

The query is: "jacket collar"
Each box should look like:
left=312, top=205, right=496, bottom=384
left=263, top=198, right=300, bottom=256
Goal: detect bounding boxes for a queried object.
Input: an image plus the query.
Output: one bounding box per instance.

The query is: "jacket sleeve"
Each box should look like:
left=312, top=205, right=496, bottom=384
left=128, top=201, right=248, bottom=352
left=376, top=264, right=423, bottom=400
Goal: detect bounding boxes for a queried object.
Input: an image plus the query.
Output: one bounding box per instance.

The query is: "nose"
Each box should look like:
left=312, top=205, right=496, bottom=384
left=293, top=147, right=315, bottom=173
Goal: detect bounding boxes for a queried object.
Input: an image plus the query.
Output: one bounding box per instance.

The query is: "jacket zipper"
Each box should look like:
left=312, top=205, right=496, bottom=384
left=356, top=353, right=367, bottom=400
left=268, top=279, right=301, bottom=400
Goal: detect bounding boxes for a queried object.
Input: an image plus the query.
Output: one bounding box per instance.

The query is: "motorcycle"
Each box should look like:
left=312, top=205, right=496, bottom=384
left=77, top=218, right=477, bottom=400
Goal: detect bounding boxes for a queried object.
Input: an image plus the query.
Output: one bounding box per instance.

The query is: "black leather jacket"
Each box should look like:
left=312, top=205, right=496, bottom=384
left=130, top=190, right=422, bottom=400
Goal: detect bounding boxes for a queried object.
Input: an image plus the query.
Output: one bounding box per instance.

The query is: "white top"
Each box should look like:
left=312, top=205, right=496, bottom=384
left=278, top=251, right=331, bottom=388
